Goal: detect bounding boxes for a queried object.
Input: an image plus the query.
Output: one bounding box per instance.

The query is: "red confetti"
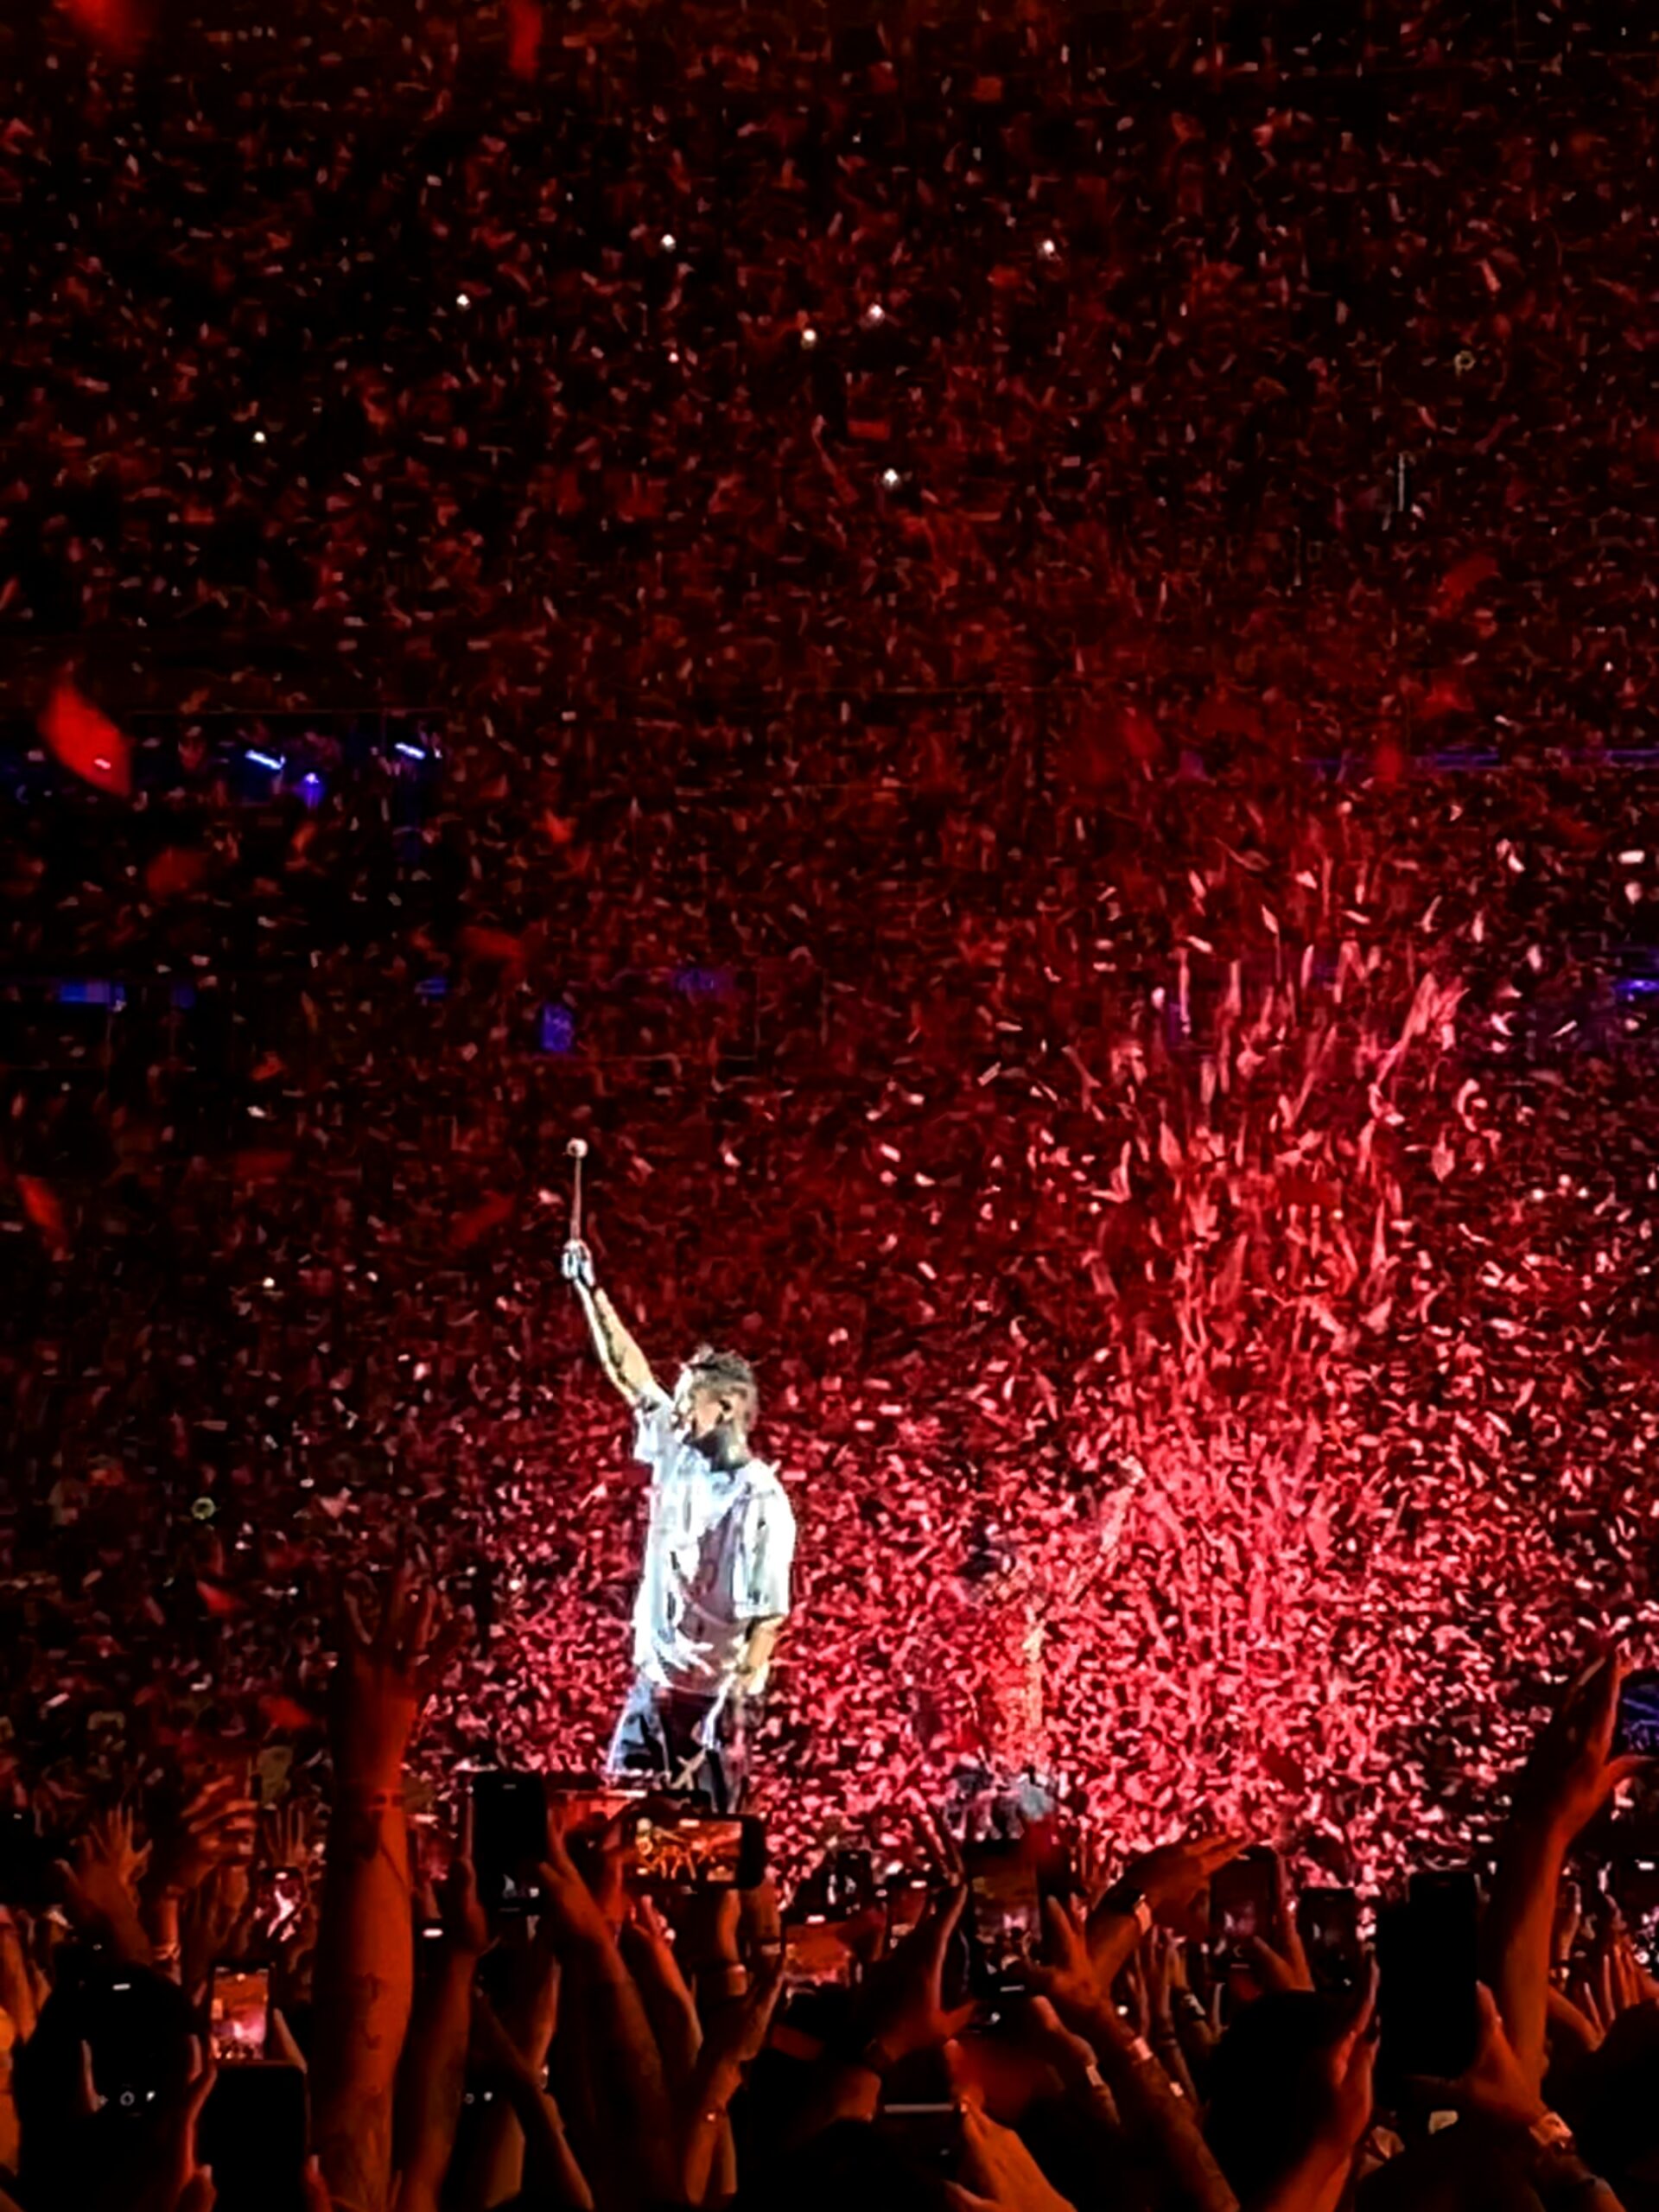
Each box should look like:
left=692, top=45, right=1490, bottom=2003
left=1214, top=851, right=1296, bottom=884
left=1435, top=550, right=1499, bottom=616
left=449, top=1190, right=516, bottom=1250
left=195, top=1580, right=246, bottom=1618
left=40, top=677, right=132, bottom=798
left=16, top=1175, right=67, bottom=1254
left=1373, top=733, right=1408, bottom=786
left=144, top=848, right=208, bottom=901
left=505, top=0, right=543, bottom=78
left=257, top=1693, right=319, bottom=1733
left=57, top=0, right=143, bottom=54
left=458, top=925, right=528, bottom=979
left=230, top=1149, right=296, bottom=1184
left=3, top=32, right=1657, bottom=1906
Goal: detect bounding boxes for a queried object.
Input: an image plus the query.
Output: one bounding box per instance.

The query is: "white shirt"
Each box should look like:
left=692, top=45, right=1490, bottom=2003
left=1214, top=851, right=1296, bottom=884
left=630, top=1387, right=796, bottom=1694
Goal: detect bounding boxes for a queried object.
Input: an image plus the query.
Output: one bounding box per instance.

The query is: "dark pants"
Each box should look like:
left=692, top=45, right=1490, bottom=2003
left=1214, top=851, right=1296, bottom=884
left=605, top=1675, right=749, bottom=1814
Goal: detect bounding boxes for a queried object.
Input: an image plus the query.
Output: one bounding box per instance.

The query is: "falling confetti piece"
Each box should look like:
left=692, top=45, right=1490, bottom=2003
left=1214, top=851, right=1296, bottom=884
left=17, top=1175, right=67, bottom=1254
left=41, top=677, right=132, bottom=798
left=144, top=848, right=209, bottom=901
left=58, top=0, right=144, bottom=54
left=505, top=0, right=543, bottom=79
left=450, top=1190, right=517, bottom=1250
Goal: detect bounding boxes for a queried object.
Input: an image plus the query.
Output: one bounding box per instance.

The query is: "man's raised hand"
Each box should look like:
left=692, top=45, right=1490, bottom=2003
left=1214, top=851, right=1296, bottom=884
left=562, top=1238, right=596, bottom=1291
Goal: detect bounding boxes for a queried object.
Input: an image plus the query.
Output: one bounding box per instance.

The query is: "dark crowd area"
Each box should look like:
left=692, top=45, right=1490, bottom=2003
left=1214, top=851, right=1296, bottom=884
left=2, top=1596, right=1659, bottom=2212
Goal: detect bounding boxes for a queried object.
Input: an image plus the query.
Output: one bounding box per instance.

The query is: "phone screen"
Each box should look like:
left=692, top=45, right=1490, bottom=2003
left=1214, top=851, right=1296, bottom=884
left=625, top=1811, right=765, bottom=1890
left=1615, top=1671, right=1659, bottom=1759
left=782, top=1917, right=856, bottom=1987
left=210, top=1966, right=270, bottom=2063
left=473, top=1771, right=549, bottom=1918
left=828, top=1848, right=876, bottom=1915
left=886, top=1879, right=932, bottom=1937
left=870, top=1815, right=938, bottom=1902
left=963, top=1843, right=1042, bottom=1988
left=1611, top=1858, right=1659, bottom=1968
left=1211, top=1850, right=1276, bottom=1957
left=1297, top=1886, right=1363, bottom=1991
left=251, top=1869, right=307, bottom=1950
left=1379, top=1871, right=1479, bottom=2082
left=86, top=1976, right=172, bottom=2116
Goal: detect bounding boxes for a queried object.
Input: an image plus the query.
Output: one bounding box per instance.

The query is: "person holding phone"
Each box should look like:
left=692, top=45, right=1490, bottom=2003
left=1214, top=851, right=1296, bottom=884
left=563, top=1236, right=795, bottom=1813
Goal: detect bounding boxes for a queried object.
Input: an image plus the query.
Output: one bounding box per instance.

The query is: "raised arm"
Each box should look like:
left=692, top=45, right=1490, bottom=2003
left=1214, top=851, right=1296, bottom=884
left=533, top=1823, right=678, bottom=2206
left=562, top=1242, right=661, bottom=1406
left=1484, top=1653, right=1643, bottom=2095
left=393, top=1832, right=489, bottom=2212
left=311, top=1566, right=435, bottom=2212
left=1031, top=1900, right=1238, bottom=2212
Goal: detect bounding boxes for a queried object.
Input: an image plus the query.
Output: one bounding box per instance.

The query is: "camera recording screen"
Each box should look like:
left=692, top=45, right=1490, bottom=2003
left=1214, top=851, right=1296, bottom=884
left=626, top=1813, right=747, bottom=1887
left=1308, top=1904, right=1357, bottom=1961
left=1211, top=1857, right=1274, bottom=1947
left=251, top=1869, right=307, bottom=1948
left=209, top=1969, right=269, bottom=2063
left=967, top=1853, right=1041, bottom=1967
left=783, top=1919, right=856, bottom=1986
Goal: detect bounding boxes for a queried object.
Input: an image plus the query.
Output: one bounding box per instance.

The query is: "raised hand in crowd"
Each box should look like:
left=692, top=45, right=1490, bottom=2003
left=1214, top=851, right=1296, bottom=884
left=311, top=1562, right=442, bottom=2212
left=945, top=2089, right=1079, bottom=2212
left=1487, top=1653, right=1647, bottom=2098
left=2, top=1599, right=1658, bottom=2212
left=148, top=1780, right=258, bottom=1905
left=57, top=1809, right=151, bottom=1966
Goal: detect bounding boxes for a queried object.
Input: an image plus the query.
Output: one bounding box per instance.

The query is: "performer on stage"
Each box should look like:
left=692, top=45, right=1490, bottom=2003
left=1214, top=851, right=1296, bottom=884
left=563, top=1235, right=794, bottom=1812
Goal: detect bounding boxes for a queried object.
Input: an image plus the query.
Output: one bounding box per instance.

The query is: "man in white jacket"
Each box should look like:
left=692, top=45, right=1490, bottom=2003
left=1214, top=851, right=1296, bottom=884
left=563, top=1237, right=795, bottom=1813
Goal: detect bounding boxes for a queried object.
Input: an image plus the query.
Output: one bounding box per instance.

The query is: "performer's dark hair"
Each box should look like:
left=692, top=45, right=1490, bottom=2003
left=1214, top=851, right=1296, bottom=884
left=685, top=1346, right=759, bottom=1427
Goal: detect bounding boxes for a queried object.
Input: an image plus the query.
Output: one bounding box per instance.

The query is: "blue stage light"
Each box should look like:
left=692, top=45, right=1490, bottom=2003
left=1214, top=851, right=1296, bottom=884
left=58, top=980, right=126, bottom=1008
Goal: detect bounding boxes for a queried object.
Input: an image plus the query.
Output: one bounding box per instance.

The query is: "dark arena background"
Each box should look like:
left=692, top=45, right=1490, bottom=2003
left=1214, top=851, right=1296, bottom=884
left=5, top=0, right=1659, bottom=1895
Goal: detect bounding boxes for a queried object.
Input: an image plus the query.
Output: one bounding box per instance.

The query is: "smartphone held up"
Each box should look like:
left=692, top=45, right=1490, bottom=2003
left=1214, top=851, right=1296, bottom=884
left=1296, top=1886, right=1365, bottom=1993
left=210, top=1964, right=271, bottom=2064
left=1377, top=1871, right=1480, bottom=2086
left=472, top=1770, right=551, bottom=1919
left=625, top=1808, right=766, bottom=1891
left=470, top=1769, right=766, bottom=1918
left=963, top=1840, right=1043, bottom=1998
left=1209, top=1847, right=1278, bottom=1965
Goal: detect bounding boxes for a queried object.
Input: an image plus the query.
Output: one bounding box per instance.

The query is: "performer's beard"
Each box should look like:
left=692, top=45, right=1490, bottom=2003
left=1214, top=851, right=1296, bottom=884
left=686, top=1423, right=747, bottom=1471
